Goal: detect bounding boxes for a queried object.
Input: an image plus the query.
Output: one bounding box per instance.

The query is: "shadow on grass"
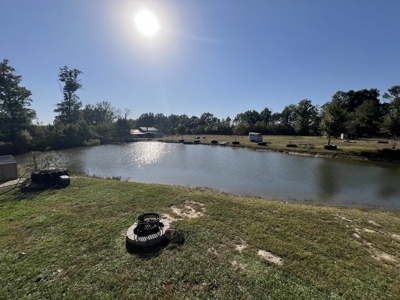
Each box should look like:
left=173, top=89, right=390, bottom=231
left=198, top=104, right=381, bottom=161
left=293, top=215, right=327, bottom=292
left=0, top=185, right=49, bottom=203
left=126, top=239, right=171, bottom=260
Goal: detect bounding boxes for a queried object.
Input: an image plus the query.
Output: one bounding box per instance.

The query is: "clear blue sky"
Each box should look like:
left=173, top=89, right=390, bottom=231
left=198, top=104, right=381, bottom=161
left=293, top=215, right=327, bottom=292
left=1, top=0, right=399, bottom=124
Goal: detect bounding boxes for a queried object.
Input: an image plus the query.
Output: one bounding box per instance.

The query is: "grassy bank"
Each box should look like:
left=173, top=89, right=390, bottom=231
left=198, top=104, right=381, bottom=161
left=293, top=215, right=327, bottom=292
left=157, top=135, right=400, bottom=163
left=1, top=177, right=400, bottom=299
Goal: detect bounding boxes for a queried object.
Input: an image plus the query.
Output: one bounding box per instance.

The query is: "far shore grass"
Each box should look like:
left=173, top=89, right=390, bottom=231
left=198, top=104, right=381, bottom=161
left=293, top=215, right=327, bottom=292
left=1, top=177, right=400, bottom=299
left=155, top=134, right=400, bottom=163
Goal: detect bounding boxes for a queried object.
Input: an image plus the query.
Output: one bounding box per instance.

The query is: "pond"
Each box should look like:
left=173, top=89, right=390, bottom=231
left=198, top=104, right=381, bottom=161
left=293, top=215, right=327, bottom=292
left=16, top=142, right=400, bottom=210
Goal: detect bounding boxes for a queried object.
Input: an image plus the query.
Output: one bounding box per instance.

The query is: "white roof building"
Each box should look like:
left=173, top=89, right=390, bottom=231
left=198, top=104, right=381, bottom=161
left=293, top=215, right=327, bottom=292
left=130, top=127, right=164, bottom=138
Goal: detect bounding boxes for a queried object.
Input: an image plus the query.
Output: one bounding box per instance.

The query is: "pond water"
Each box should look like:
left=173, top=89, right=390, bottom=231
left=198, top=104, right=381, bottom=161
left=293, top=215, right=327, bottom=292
left=16, top=142, right=400, bottom=210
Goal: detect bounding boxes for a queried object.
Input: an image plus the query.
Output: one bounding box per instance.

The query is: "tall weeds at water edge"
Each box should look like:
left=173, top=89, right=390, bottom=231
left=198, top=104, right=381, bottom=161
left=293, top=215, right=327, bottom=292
left=88, top=174, right=123, bottom=181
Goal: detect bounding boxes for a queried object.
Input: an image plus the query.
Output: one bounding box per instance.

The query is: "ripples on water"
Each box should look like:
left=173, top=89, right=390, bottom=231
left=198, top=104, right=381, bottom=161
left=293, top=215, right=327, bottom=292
left=15, top=142, right=400, bottom=209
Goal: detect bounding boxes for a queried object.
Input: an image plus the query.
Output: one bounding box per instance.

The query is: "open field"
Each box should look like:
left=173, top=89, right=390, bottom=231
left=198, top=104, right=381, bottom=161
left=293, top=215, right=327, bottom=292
left=156, top=135, right=399, bottom=162
left=1, top=177, right=400, bottom=299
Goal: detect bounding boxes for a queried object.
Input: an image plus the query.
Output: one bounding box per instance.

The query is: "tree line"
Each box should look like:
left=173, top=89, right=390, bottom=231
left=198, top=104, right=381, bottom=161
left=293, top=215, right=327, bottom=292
left=117, top=87, right=400, bottom=148
left=1, top=59, right=399, bottom=154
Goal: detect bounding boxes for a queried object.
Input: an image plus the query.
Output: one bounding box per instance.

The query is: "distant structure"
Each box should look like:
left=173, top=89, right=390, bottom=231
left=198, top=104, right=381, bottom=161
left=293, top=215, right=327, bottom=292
left=0, top=155, right=18, bottom=182
left=248, top=132, right=263, bottom=142
left=341, top=133, right=358, bottom=140
left=130, top=127, right=164, bottom=138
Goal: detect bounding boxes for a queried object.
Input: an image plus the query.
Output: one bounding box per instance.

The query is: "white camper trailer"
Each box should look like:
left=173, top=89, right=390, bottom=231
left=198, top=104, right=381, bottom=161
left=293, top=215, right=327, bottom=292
left=248, top=132, right=263, bottom=142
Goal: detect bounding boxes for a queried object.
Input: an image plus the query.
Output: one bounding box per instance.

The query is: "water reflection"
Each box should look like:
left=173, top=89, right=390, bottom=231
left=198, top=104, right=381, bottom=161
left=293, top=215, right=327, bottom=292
left=14, top=142, right=400, bottom=210
left=127, top=142, right=170, bottom=166
left=317, top=160, right=339, bottom=200
left=377, top=166, right=400, bottom=201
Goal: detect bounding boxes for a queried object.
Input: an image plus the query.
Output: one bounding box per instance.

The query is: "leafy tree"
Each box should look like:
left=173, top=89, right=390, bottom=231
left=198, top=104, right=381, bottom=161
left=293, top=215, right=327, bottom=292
left=0, top=59, right=36, bottom=141
left=83, top=101, right=118, bottom=125
left=199, top=112, right=219, bottom=133
left=50, top=120, right=92, bottom=149
left=176, top=124, right=186, bottom=140
left=233, top=110, right=260, bottom=125
left=294, top=99, right=317, bottom=135
left=350, top=100, right=382, bottom=136
left=13, top=130, right=33, bottom=153
left=346, top=89, right=380, bottom=113
left=381, top=85, right=400, bottom=149
left=168, top=114, right=181, bottom=134
left=137, top=112, right=154, bottom=129
left=260, top=107, right=272, bottom=124
left=154, top=113, right=169, bottom=133
left=179, top=114, right=190, bottom=129
left=187, top=116, right=200, bottom=133
left=381, top=111, right=400, bottom=149
left=94, top=122, right=114, bottom=142
left=280, top=105, right=297, bottom=126
left=383, top=85, right=400, bottom=104
left=233, top=113, right=243, bottom=124
left=199, top=112, right=218, bottom=126
left=232, top=123, right=249, bottom=135
left=31, top=122, right=53, bottom=150
left=331, top=91, right=349, bottom=109
left=54, top=66, right=83, bottom=124
left=320, top=100, right=347, bottom=145
left=114, top=109, right=131, bottom=141
left=270, top=112, right=281, bottom=124
left=216, top=117, right=233, bottom=135
left=309, top=105, right=321, bottom=136
left=332, top=89, right=380, bottom=113
left=243, top=110, right=260, bottom=125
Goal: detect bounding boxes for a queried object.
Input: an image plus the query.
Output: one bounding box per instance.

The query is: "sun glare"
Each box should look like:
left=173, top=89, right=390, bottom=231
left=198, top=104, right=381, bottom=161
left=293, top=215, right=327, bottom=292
left=135, top=10, right=159, bottom=36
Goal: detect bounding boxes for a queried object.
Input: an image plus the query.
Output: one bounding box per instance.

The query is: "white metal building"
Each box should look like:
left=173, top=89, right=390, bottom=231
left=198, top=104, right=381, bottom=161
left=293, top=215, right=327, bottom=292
left=248, top=132, right=263, bottom=142
left=0, top=155, right=18, bottom=182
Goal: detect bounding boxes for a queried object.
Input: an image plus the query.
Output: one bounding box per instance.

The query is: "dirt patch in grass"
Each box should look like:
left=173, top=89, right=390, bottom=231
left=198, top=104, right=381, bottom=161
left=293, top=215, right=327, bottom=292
left=161, top=213, right=178, bottom=229
left=172, top=200, right=205, bottom=218
left=368, top=220, right=381, bottom=227
left=162, top=200, right=206, bottom=228
left=257, top=250, right=283, bottom=265
left=392, top=234, right=400, bottom=242
left=207, top=247, right=218, bottom=255
left=353, top=225, right=400, bottom=264
left=235, top=244, right=247, bottom=252
left=235, top=239, right=248, bottom=252
left=355, top=227, right=376, bottom=234
left=337, top=214, right=353, bottom=222
left=231, top=260, right=246, bottom=270
left=364, top=242, right=398, bottom=263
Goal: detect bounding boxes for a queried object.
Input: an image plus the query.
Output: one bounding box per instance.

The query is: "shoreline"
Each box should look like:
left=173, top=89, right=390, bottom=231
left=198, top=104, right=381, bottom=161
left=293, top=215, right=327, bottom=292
left=8, top=134, right=400, bottom=165
left=157, top=138, right=400, bottom=165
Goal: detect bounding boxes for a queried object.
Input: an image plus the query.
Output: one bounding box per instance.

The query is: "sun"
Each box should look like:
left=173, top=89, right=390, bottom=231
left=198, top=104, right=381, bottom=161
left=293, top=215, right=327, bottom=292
left=135, top=10, right=159, bottom=36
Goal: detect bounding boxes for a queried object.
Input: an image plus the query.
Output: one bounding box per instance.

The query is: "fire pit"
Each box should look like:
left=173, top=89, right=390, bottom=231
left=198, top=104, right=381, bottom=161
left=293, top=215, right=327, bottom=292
left=126, top=213, right=166, bottom=247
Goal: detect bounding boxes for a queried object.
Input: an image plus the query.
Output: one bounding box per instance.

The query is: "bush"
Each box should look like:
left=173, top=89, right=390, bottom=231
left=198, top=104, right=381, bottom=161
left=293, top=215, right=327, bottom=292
left=376, top=148, right=400, bottom=160
left=0, top=142, right=17, bottom=155
left=13, top=130, right=33, bottom=153
left=83, top=139, right=101, bottom=147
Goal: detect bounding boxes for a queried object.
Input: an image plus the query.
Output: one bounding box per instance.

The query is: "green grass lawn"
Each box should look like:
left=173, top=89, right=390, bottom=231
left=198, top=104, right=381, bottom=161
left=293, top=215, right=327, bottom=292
left=1, top=177, right=400, bottom=299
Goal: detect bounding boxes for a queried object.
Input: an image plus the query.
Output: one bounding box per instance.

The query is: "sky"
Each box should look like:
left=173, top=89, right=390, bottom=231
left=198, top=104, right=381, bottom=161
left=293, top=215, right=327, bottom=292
left=1, top=0, right=400, bottom=124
